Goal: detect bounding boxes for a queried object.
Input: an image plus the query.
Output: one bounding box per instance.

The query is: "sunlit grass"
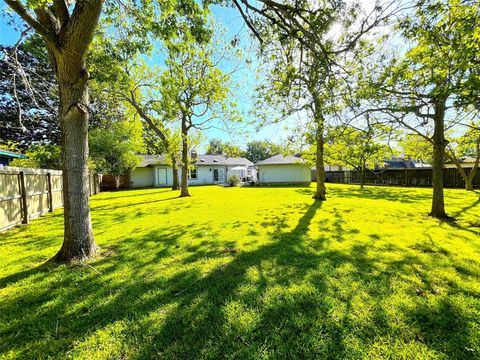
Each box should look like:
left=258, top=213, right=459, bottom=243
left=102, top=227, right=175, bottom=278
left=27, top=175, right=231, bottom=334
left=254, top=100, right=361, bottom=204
left=1, top=184, right=479, bottom=359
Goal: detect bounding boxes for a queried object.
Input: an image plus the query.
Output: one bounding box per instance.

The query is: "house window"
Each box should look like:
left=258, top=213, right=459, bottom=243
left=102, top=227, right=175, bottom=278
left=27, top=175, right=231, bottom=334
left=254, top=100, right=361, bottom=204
left=188, top=167, right=197, bottom=180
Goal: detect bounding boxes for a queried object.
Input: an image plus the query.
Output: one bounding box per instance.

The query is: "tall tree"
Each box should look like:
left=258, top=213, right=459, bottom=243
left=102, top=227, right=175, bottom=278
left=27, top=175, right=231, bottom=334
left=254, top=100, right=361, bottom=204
left=206, top=138, right=243, bottom=157
left=0, top=42, right=59, bottom=147
left=249, top=0, right=396, bottom=201
left=4, top=0, right=104, bottom=261
left=244, top=140, right=282, bottom=163
left=160, top=35, right=239, bottom=197
left=357, top=0, right=480, bottom=218
left=3, top=0, right=214, bottom=261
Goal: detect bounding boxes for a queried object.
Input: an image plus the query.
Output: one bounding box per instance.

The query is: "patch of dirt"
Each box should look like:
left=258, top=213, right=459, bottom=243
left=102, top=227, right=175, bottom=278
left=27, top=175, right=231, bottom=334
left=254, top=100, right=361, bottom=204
left=101, top=245, right=119, bottom=258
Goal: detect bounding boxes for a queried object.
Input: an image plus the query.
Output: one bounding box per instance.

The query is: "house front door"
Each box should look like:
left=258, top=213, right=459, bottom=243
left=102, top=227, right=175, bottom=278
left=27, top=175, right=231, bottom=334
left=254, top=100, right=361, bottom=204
left=156, top=168, right=167, bottom=186
left=213, top=168, right=225, bottom=183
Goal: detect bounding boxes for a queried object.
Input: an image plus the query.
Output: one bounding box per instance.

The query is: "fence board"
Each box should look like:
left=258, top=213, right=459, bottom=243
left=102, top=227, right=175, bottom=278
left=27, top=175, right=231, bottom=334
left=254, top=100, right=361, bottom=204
left=325, top=167, right=480, bottom=188
left=0, top=166, right=100, bottom=231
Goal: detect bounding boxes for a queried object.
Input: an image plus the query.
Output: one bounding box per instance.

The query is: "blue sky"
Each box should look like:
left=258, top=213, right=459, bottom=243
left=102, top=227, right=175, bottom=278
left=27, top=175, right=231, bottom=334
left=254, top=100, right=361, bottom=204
left=0, top=3, right=294, bottom=152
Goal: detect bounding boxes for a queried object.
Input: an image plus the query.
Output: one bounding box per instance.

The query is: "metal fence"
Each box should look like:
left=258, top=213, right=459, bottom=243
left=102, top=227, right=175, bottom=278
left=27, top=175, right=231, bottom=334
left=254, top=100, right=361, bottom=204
left=0, top=166, right=100, bottom=231
left=324, top=167, right=480, bottom=188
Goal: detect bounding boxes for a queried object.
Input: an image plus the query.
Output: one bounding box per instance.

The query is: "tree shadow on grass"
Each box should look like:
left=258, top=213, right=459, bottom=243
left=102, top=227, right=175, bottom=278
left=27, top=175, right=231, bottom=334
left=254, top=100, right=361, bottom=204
left=297, top=185, right=432, bottom=204
left=0, top=202, right=478, bottom=359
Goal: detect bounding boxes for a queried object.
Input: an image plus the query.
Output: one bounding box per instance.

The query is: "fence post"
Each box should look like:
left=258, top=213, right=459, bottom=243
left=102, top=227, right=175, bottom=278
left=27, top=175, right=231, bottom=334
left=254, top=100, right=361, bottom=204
left=88, top=173, right=92, bottom=196
left=47, top=172, right=53, bottom=212
left=19, top=171, right=29, bottom=224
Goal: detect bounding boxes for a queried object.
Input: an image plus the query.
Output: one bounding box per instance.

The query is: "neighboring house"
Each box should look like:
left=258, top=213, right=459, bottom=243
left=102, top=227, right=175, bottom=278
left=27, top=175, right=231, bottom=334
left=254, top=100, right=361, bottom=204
left=444, top=157, right=478, bottom=169
left=0, top=148, right=27, bottom=166
left=380, top=156, right=431, bottom=169
left=129, top=154, right=255, bottom=188
left=256, top=154, right=311, bottom=184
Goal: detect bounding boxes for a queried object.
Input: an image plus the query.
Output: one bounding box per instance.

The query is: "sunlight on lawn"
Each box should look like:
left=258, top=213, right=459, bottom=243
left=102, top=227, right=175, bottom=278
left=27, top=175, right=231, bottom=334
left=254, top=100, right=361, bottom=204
left=1, top=184, right=479, bottom=359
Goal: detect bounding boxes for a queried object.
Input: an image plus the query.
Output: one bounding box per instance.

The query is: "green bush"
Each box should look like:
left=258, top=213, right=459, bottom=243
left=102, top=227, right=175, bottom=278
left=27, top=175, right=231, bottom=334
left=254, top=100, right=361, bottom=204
left=228, top=175, right=241, bottom=187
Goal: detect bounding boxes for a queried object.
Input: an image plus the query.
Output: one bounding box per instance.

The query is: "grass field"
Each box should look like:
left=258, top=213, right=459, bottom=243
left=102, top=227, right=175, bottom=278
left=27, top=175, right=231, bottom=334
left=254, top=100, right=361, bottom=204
left=1, top=184, right=479, bottom=359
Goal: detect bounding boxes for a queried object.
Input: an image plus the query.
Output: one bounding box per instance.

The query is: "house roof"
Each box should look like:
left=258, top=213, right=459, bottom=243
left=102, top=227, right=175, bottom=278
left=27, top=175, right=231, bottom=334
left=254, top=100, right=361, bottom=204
left=194, top=154, right=253, bottom=166
left=0, top=148, right=27, bottom=159
left=256, top=154, right=307, bottom=166
left=137, top=154, right=169, bottom=167
left=136, top=154, right=253, bottom=167
left=383, top=158, right=431, bottom=169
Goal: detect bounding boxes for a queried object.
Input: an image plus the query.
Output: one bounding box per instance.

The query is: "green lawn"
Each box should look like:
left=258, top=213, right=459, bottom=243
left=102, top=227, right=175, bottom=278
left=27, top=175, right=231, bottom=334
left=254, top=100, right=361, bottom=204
left=1, top=184, right=479, bottom=359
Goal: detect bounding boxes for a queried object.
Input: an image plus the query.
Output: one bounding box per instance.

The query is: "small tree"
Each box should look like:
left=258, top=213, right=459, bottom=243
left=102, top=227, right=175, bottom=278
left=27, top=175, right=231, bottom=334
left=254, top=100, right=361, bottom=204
left=10, top=144, right=62, bottom=169
left=89, top=121, right=143, bottom=190
left=244, top=140, right=283, bottom=163
left=206, top=138, right=244, bottom=157
left=325, top=123, right=393, bottom=189
left=446, top=125, right=480, bottom=191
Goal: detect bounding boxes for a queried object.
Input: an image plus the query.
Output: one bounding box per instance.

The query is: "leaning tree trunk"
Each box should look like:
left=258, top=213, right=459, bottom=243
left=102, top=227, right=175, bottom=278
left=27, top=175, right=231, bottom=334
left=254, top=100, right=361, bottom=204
left=54, top=61, right=97, bottom=262
left=465, top=176, right=474, bottom=191
left=171, top=155, right=180, bottom=190
left=180, top=120, right=190, bottom=197
left=429, top=100, right=449, bottom=219
left=313, top=115, right=326, bottom=200
left=449, top=155, right=474, bottom=191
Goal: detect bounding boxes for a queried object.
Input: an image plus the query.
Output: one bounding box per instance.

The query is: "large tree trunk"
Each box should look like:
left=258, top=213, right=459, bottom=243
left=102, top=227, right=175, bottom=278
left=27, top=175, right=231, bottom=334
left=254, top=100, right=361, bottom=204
left=465, top=176, right=474, bottom=191
left=54, top=61, right=97, bottom=262
left=360, top=161, right=366, bottom=190
left=313, top=116, right=326, bottom=200
left=180, top=119, right=190, bottom=197
left=429, top=100, right=449, bottom=219
left=5, top=0, right=102, bottom=264
left=171, top=155, right=180, bottom=190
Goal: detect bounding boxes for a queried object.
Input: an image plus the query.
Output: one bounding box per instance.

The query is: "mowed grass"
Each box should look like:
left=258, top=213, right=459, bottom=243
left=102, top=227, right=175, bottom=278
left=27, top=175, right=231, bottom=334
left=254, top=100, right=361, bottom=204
left=1, top=184, right=480, bottom=359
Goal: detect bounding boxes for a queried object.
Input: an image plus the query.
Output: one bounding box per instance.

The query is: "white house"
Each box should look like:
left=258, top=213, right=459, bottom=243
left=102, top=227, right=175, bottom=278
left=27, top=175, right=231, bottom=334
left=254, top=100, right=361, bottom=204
left=129, top=154, right=255, bottom=188
left=256, top=154, right=311, bottom=184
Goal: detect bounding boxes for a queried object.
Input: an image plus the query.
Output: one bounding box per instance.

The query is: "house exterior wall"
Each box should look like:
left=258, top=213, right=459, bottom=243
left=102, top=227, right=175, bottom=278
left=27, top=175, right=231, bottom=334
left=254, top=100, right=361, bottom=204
left=258, top=164, right=311, bottom=184
left=130, top=167, right=155, bottom=188
left=130, top=164, right=253, bottom=187
left=187, top=165, right=226, bottom=185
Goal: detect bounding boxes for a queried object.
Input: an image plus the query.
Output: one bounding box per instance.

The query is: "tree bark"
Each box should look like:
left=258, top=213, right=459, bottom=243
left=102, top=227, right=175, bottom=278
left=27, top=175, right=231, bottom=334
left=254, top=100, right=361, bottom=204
left=465, top=176, right=474, bottom=191
left=313, top=115, right=326, bottom=200
left=171, top=155, right=180, bottom=190
left=360, top=161, right=366, bottom=190
left=447, top=147, right=480, bottom=191
left=429, top=100, right=449, bottom=219
left=5, top=0, right=103, bottom=264
left=54, top=59, right=97, bottom=262
left=180, top=117, right=190, bottom=197
left=114, top=174, right=121, bottom=190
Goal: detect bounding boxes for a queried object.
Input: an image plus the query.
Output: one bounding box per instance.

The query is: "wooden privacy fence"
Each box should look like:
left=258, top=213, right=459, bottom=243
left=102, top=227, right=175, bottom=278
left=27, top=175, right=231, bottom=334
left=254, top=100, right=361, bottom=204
left=0, top=166, right=100, bottom=231
left=325, top=167, right=480, bottom=188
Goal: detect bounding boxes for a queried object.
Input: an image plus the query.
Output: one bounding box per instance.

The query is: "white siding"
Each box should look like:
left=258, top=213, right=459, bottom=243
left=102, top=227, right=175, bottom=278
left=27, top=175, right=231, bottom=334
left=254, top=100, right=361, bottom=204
left=130, top=167, right=154, bottom=188
left=258, top=164, right=311, bottom=183
left=131, top=164, right=253, bottom=187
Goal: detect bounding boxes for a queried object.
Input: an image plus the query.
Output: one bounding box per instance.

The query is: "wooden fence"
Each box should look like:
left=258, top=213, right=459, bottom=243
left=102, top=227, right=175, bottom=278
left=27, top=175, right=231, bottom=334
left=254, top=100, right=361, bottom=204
left=100, top=174, right=130, bottom=191
left=324, top=167, right=480, bottom=188
left=0, top=166, right=100, bottom=231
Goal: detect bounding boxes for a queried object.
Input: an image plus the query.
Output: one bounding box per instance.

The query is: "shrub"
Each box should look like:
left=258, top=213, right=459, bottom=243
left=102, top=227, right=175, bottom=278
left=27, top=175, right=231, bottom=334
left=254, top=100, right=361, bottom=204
left=228, top=175, right=241, bottom=187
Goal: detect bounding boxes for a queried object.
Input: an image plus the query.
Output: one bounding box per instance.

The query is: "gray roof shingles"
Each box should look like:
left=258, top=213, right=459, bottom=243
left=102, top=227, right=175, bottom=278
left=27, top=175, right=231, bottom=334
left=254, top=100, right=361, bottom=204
left=136, top=154, right=253, bottom=167
left=256, top=154, right=307, bottom=166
